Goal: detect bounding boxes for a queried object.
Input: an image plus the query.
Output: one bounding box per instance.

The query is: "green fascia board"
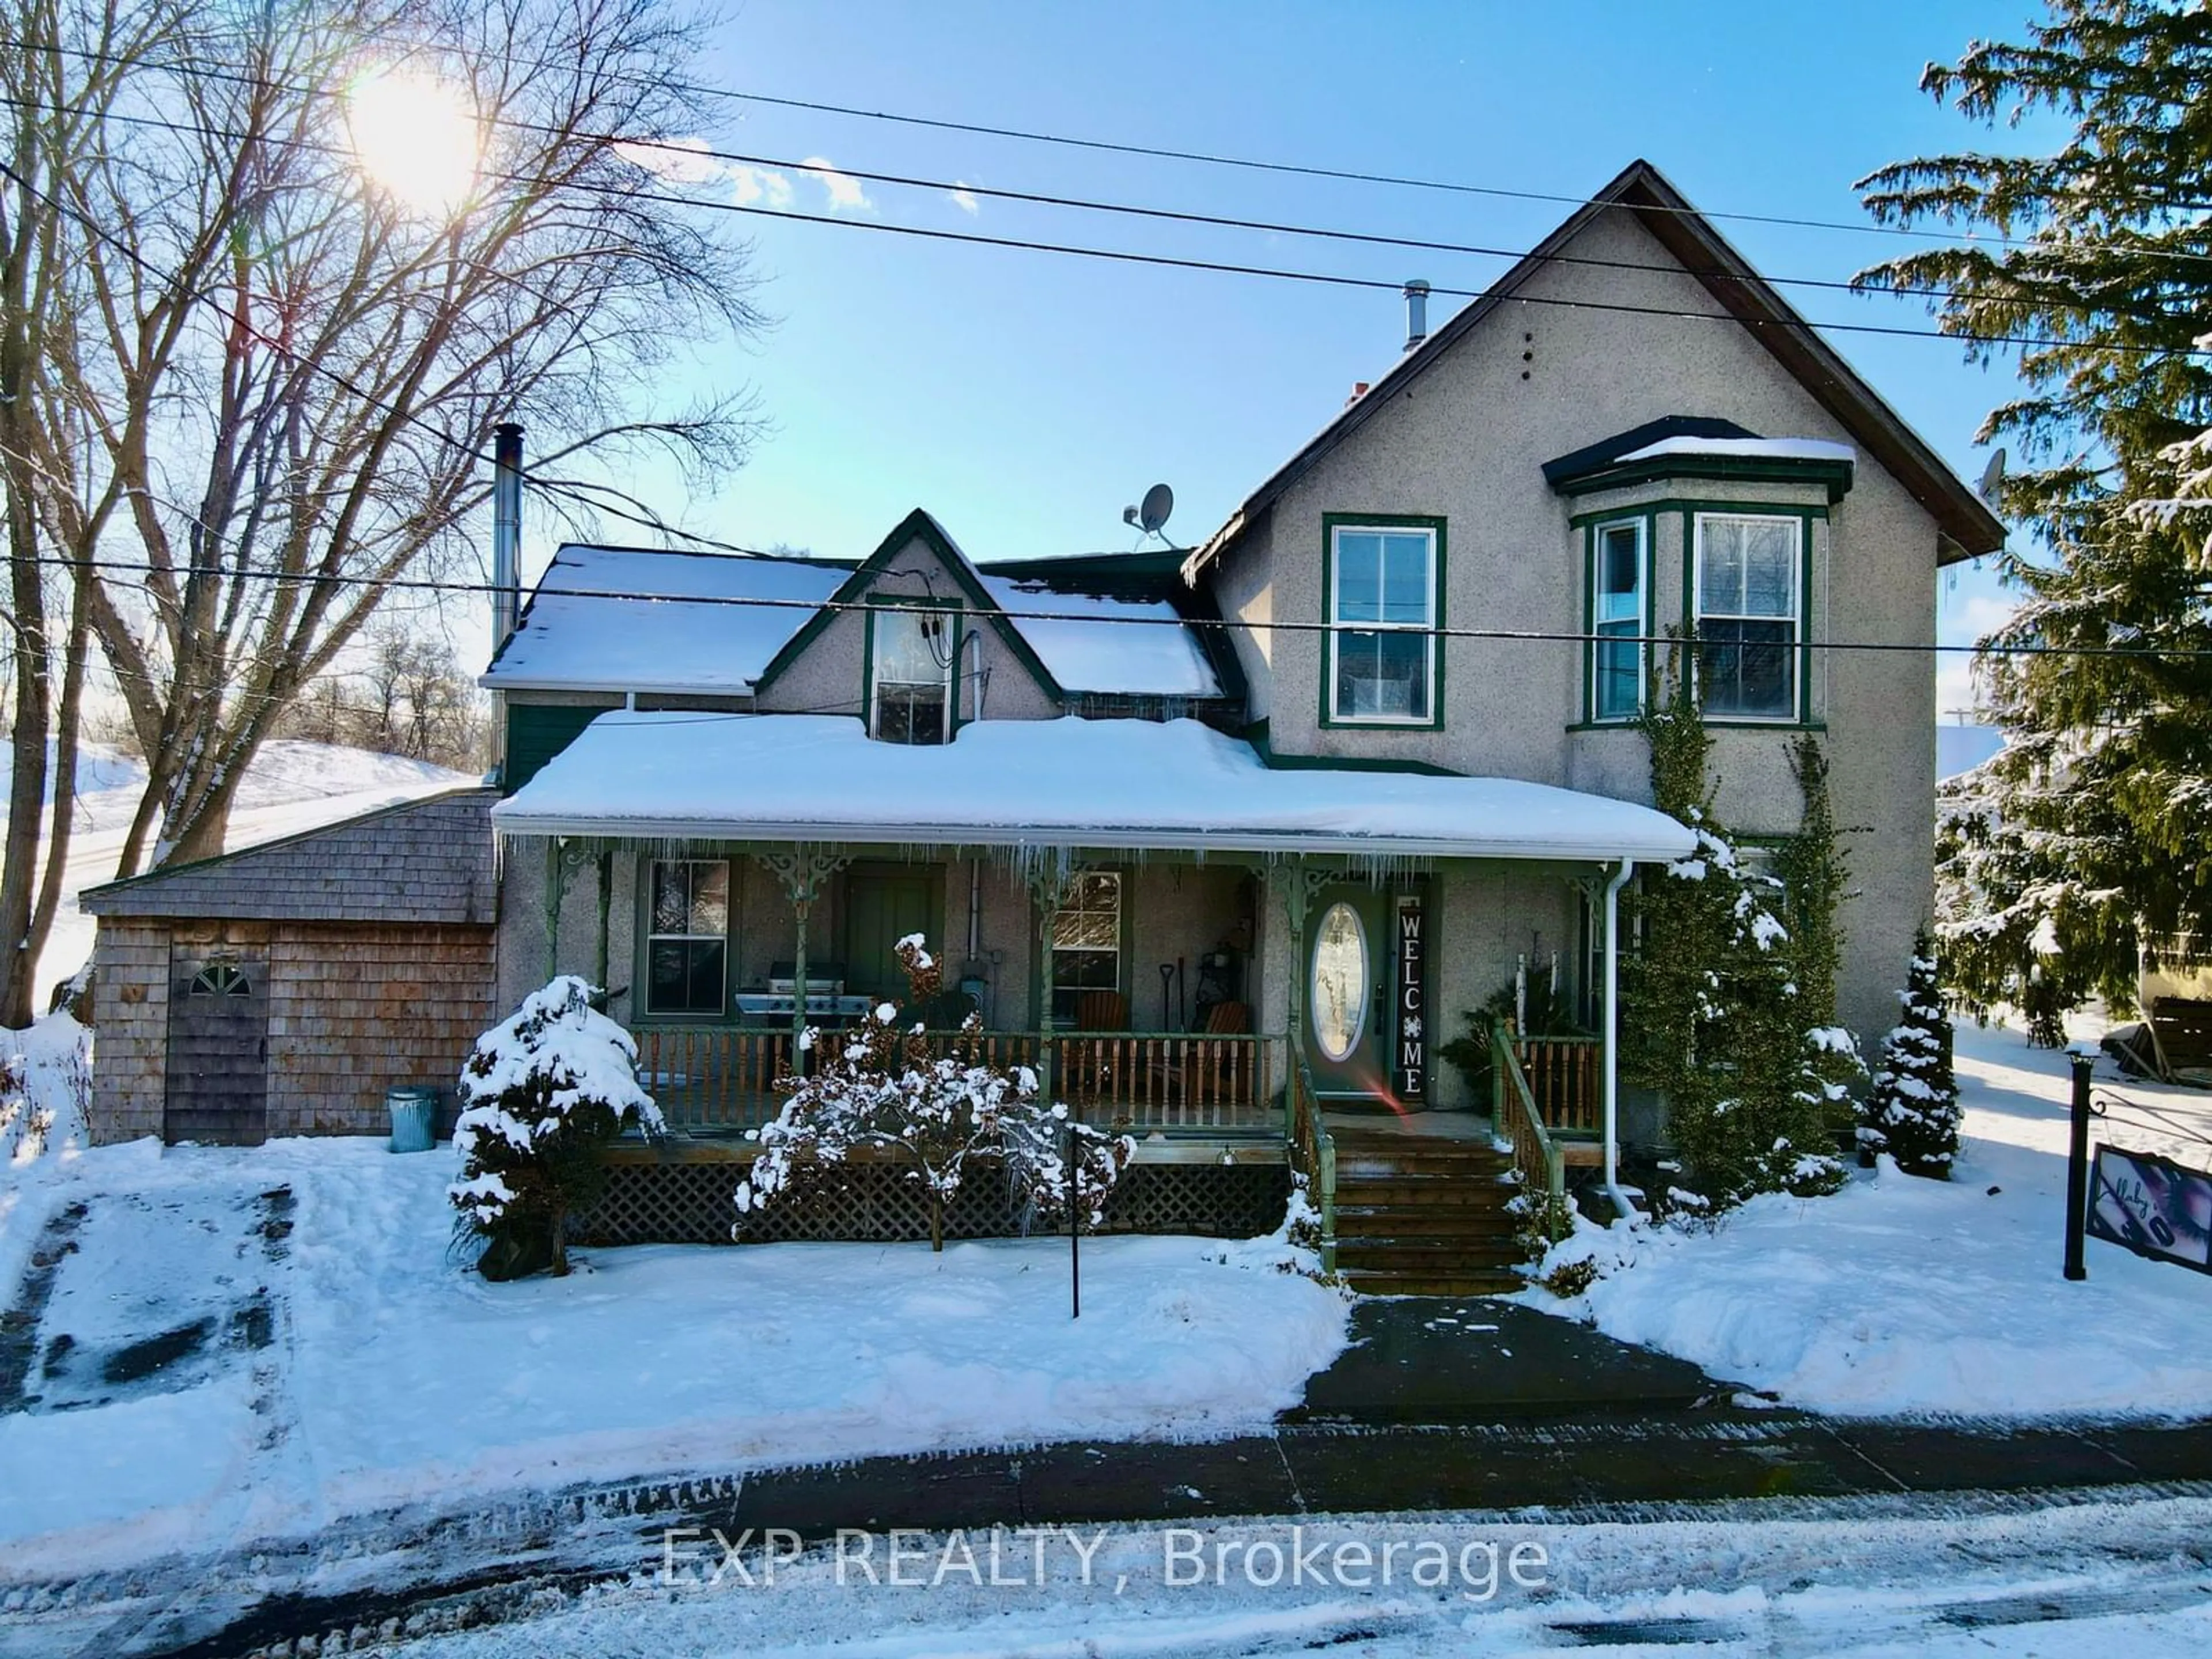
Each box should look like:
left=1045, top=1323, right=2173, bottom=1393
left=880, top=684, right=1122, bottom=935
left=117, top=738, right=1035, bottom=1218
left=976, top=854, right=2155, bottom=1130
left=1554, top=454, right=1854, bottom=504
left=1243, top=718, right=1464, bottom=777
left=753, top=507, right=1066, bottom=702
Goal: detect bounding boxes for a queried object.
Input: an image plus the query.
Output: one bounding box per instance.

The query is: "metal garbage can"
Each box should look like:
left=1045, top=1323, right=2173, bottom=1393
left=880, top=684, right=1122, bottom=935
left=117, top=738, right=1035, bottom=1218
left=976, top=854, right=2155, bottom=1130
left=387, top=1085, right=439, bottom=1153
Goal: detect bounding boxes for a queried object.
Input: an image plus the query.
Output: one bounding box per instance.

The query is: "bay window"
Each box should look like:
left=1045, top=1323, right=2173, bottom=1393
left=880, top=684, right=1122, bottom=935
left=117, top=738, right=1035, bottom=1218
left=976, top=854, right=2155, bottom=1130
left=1694, top=513, right=1804, bottom=721
left=1589, top=517, right=1648, bottom=721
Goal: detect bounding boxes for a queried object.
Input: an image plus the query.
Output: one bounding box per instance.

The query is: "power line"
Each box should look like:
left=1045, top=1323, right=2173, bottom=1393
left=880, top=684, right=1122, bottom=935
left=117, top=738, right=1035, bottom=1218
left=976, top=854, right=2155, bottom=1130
left=5, top=88, right=2196, bottom=364
left=0, top=151, right=760, bottom=559
left=24, top=554, right=2212, bottom=662
left=9, top=39, right=2210, bottom=341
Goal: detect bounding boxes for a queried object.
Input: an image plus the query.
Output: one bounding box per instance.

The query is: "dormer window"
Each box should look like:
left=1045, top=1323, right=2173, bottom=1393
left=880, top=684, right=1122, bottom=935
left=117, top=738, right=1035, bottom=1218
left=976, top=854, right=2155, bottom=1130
left=869, top=605, right=956, bottom=743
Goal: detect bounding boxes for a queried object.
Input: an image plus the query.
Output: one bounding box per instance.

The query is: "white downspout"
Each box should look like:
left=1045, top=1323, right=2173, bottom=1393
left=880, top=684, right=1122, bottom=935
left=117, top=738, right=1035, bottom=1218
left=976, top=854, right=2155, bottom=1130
left=1603, top=857, right=1637, bottom=1221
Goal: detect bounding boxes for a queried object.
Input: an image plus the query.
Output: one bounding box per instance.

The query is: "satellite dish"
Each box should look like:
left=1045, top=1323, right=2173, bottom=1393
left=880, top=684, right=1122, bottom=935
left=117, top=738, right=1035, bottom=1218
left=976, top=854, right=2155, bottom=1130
left=1138, top=483, right=1174, bottom=536
left=1977, top=447, right=2006, bottom=505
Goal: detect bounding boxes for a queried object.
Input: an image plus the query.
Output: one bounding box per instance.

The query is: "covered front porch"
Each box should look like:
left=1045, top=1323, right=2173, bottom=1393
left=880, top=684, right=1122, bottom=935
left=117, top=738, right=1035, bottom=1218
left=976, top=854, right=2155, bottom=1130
left=491, top=713, right=1695, bottom=1247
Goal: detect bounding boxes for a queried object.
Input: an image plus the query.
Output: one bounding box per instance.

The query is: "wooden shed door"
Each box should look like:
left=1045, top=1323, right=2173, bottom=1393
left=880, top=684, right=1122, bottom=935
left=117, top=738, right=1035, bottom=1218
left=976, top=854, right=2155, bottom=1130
left=165, top=957, right=271, bottom=1145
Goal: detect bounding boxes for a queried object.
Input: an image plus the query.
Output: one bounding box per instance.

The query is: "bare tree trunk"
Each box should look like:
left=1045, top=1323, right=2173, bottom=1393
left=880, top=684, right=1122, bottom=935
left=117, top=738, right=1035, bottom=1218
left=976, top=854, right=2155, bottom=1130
left=25, top=569, right=89, bottom=1000
left=0, top=131, right=52, bottom=1028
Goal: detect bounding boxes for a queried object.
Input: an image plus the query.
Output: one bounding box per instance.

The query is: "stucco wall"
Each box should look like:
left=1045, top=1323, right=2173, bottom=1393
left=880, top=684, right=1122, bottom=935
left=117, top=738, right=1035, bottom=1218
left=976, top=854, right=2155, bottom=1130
left=1209, top=205, right=1940, bottom=1043
left=755, top=532, right=1059, bottom=725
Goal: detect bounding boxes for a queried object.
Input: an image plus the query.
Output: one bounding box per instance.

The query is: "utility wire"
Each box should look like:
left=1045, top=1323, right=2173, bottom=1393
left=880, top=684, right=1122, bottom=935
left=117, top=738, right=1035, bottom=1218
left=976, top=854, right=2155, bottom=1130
left=23, top=554, right=2212, bottom=662
left=2, top=88, right=2196, bottom=363
left=5, top=22, right=2171, bottom=257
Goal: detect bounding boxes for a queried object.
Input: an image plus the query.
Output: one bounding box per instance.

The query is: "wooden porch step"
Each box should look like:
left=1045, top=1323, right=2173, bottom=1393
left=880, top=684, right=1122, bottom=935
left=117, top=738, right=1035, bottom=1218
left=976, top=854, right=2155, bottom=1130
left=1334, top=1205, right=1520, bottom=1240
left=1337, top=1267, right=1527, bottom=1297
left=1335, top=1154, right=1512, bottom=1183
left=1336, top=1238, right=1527, bottom=1272
left=1334, top=1176, right=1519, bottom=1209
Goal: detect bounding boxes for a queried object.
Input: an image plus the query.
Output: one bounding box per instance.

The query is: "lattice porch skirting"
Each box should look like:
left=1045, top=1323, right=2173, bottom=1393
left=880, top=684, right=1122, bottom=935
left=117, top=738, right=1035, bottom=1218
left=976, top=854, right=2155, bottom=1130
left=574, top=1157, right=1294, bottom=1247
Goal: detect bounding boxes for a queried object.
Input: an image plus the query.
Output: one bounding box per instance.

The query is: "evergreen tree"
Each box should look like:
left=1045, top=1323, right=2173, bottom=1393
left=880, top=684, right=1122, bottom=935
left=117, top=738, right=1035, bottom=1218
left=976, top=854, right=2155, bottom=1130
left=1857, top=1, right=2212, bottom=1016
left=1861, top=932, right=1963, bottom=1178
left=1624, top=650, right=1847, bottom=1205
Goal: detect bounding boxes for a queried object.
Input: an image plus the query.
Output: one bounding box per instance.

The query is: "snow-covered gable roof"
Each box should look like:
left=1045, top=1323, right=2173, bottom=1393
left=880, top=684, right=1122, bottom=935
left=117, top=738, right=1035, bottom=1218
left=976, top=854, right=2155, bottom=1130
left=482, top=544, right=850, bottom=694
left=487, top=518, right=1228, bottom=702
left=494, top=713, right=1696, bottom=863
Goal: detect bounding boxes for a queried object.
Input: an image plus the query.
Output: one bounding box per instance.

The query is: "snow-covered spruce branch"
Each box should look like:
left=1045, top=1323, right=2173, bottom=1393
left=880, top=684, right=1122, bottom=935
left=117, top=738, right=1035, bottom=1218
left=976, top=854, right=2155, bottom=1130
left=449, top=976, right=663, bottom=1279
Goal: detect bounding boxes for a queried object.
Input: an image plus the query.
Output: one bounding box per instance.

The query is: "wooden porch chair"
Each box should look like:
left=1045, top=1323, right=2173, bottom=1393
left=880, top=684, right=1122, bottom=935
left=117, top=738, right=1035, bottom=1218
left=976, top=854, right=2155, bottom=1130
left=1062, top=990, right=1129, bottom=1101
left=1152, top=1000, right=1253, bottom=1111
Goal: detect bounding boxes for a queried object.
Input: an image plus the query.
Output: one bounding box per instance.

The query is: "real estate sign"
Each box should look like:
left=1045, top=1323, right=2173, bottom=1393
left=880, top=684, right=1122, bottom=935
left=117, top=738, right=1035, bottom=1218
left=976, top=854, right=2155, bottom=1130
left=2087, top=1145, right=2212, bottom=1276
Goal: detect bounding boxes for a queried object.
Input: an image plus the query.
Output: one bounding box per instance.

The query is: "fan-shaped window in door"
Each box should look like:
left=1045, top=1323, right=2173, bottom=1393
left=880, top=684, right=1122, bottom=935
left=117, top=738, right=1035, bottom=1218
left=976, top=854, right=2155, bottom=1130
left=188, top=963, right=253, bottom=997
left=1309, top=902, right=1368, bottom=1062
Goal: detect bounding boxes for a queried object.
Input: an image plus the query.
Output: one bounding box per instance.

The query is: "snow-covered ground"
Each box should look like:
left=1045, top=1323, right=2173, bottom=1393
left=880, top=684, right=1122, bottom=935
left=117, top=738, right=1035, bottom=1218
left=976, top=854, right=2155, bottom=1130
left=0, top=1134, right=1347, bottom=1577
left=7, top=737, right=475, bottom=997
left=122, top=1493, right=2212, bottom=1657
left=1531, top=1018, right=2212, bottom=1416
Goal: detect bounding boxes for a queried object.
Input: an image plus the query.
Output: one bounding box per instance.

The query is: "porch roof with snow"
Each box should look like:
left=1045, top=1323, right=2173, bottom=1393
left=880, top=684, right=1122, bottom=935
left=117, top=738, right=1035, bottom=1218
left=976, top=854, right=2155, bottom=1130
left=491, top=713, right=1697, bottom=863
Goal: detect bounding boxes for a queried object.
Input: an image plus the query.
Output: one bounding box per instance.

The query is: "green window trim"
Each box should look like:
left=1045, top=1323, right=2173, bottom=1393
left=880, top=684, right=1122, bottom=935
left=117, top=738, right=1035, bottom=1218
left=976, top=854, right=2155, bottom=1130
left=1580, top=510, right=1658, bottom=725
left=1318, top=512, right=1448, bottom=732
left=1678, top=503, right=1823, bottom=728
left=1033, top=865, right=1139, bottom=1029
left=862, top=593, right=967, bottom=743
left=635, top=855, right=737, bottom=1023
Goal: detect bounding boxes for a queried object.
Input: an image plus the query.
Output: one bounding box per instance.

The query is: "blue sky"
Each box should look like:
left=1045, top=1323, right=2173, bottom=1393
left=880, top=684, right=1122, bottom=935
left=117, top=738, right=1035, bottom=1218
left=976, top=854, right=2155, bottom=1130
left=518, top=0, right=2059, bottom=717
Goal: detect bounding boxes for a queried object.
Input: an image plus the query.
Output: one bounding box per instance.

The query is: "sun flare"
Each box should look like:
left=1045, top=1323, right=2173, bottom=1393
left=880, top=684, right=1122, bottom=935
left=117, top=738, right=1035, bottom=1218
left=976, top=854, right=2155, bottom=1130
left=346, top=67, right=480, bottom=215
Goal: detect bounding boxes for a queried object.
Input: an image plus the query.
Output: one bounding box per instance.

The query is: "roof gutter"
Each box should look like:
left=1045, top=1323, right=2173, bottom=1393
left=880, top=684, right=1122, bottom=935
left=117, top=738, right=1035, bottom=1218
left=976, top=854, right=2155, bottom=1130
left=486, top=813, right=1695, bottom=865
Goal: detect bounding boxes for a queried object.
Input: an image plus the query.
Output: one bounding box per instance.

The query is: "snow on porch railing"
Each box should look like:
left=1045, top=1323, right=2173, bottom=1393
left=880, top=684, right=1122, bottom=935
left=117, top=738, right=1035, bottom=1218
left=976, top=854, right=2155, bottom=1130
left=1493, top=1019, right=1570, bottom=1243
left=631, top=1027, right=1280, bottom=1135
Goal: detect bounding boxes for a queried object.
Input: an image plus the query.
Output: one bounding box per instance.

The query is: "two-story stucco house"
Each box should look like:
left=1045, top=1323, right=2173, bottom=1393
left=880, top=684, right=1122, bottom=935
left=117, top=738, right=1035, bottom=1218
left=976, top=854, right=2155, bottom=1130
left=82, top=161, right=2001, bottom=1291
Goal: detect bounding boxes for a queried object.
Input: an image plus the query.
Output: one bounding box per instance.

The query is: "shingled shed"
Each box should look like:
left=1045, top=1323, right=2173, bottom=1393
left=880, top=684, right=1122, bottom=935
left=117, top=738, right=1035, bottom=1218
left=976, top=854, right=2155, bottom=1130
left=79, top=789, right=501, bottom=1145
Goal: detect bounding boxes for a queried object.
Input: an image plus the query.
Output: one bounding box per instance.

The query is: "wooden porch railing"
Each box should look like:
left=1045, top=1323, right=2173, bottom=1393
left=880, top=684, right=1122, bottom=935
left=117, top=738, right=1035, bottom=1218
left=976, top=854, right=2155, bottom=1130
left=632, top=1026, right=1279, bottom=1134
left=1514, top=1034, right=1602, bottom=1138
left=1285, top=1058, right=1337, bottom=1271
left=1492, top=1018, right=1570, bottom=1243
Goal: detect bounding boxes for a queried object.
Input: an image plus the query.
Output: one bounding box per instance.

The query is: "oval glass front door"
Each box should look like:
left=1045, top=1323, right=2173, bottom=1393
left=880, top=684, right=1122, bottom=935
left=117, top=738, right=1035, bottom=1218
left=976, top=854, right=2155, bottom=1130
left=1310, top=902, right=1369, bottom=1063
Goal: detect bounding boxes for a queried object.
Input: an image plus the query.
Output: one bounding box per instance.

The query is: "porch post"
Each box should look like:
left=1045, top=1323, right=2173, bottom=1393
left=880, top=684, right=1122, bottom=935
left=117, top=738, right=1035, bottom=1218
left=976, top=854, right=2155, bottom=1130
left=543, top=836, right=591, bottom=984
left=1601, top=858, right=1637, bottom=1219
left=1268, top=858, right=1336, bottom=1062
left=756, top=849, right=851, bottom=1067
left=1025, top=865, right=1075, bottom=1104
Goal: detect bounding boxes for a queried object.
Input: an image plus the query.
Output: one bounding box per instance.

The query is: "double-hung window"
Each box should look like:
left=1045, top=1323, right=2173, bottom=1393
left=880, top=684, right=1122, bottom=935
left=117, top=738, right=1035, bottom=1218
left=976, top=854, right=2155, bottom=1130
left=1326, top=521, right=1440, bottom=725
left=1589, top=518, right=1647, bottom=721
left=645, top=859, right=729, bottom=1017
left=870, top=607, right=956, bottom=743
left=1694, top=513, right=1802, bottom=721
left=1050, top=871, right=1122, bottom=1024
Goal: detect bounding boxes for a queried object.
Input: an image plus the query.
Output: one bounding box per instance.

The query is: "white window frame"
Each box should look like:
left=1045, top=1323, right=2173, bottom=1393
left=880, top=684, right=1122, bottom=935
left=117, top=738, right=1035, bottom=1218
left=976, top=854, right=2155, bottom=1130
left=643, top=857, right=730, bottom=1018
left=1588, top=516, right=1648, bottom=723
left=1325, top=522, right=1440, bottom=726
left=1691, top=512, right=1804, bottom=723
left=869, top=605, right=957, bottom=744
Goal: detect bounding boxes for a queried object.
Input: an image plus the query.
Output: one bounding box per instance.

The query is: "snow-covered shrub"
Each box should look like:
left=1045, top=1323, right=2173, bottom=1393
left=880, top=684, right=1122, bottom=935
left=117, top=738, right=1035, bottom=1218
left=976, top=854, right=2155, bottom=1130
left=449, top=977, right=662, bottom=1279
left=735, top=937, right=1132, bottom=1251
left=1859, top=933, right=1961, bottom=1178
left=1, top=1015, right=89, bottom=1168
